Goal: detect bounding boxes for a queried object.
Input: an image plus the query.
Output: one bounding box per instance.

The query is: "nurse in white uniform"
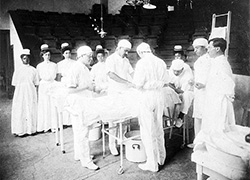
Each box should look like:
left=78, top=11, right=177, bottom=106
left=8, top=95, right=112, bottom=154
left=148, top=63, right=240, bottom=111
left=57, top=42, right=75, bottom=126
left=90, top=48, right=108, bottom=94
left=36, top=44, right=57, bottom=132
left=11, top=49, right=39, bottom=136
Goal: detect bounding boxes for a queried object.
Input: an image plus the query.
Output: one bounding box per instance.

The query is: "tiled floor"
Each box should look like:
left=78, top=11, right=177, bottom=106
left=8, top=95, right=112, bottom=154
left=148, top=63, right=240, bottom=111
left=0, top=90, right=198, bottom=180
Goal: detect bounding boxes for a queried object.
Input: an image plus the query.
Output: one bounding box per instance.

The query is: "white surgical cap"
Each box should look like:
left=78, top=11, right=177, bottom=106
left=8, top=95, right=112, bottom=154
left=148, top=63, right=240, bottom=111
left=117, top=39, right=132, bottom=49
left=21, top=49, right=30, bottom=55
left=77, top=46, right=92, bottom=57
left=192, top=38, right=208, bottom=48
left=171, top=59, right=185, bottom=70
left=136, top=42, right=151, bottom=53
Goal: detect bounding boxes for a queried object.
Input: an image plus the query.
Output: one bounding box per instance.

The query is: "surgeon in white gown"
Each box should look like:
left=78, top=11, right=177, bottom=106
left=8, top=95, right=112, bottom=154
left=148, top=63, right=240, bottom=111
left=200, top=38, right=235, bottom=133
left=11, top=49, right=39, bottom=136
left=188, top=38, right=211, bottom=148
left=36, top=44, right=57, bottom=132
left=133, top=42, right=168, bottom=172
left=66, top=45, right=99, bottom=170
left=105, top=39, right=134, bottom=156
left=168, top=59, right=194, bottom=127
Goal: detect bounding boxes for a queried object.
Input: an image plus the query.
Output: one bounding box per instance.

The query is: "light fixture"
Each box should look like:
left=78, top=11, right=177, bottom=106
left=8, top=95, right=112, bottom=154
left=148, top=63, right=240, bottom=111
left=98, top=3, right=107, bottom=38
left=126, top=0, right=156, bottom=9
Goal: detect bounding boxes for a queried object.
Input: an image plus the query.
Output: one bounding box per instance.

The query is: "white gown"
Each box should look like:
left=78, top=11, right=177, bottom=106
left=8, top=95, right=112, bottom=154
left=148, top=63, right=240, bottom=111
left=105, top=52, right=134, bottom=152
left=36, top=61, right=57, bottom=132
left=193, top=53, right=211, bottom=118
left=105, top=52, right=134, bottom=94
left=201, top=55, right=235, bottom=132
left=133, top=53, right=168, bottom=172
left=66, top=60, right=94, bottom=164
left=11, top=64, right=39, bottom=135
left=169, top=62, right=194, bottom=114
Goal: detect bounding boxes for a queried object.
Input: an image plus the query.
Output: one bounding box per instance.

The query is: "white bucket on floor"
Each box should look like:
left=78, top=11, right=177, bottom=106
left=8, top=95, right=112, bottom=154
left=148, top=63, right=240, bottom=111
left=124, top=130, right=146, bottom=163
left=89, top=123, right=101, bottom=141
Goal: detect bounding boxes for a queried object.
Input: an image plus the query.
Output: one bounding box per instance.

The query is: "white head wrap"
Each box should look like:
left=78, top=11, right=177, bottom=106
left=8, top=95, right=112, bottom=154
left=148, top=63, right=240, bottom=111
left=192, top=38, right=208, bottom=48
left=21, top=49, right=30, bottom=55
left=136, top=42, right=151, bottom=53
left=171, top=59, right=185, bottom=70
left=117, top=39, right=132, bottom=49
left=77, top=45, right=92, bottom=57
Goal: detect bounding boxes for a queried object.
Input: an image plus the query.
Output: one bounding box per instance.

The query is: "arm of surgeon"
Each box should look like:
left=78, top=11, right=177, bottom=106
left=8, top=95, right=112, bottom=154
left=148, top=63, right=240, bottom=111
left=168, top=83, right=184, bottom=94
left=67, top=83, right=94, bottom=94
left=107, top=71, right=134, bottom=88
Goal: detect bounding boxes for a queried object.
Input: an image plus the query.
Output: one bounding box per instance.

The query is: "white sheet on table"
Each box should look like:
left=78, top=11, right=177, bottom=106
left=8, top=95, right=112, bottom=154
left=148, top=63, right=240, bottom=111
left=65, top=88, right=141, bottom=126
left=63, top=87, right=181, bottom=126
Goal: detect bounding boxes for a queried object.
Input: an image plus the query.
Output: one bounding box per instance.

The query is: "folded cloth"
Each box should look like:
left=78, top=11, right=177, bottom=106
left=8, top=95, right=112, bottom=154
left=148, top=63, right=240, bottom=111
left=194, top=125, right=250, bottom=165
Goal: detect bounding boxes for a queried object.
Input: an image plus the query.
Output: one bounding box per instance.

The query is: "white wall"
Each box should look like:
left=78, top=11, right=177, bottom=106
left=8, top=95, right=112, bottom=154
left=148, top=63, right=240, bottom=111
left=9, top=16, right=23, bottom=71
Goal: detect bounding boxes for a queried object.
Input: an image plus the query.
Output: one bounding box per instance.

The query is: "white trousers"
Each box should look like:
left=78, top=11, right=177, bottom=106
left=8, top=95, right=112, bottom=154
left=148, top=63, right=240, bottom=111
left=71, top=115, right=91, bottom=164
left=139, top=90, right=166, bottom=171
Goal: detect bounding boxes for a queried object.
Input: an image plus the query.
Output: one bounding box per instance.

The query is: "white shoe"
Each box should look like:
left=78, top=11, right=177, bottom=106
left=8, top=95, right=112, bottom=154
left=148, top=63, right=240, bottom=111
left=138, top=163, right=158, bottom=172
left=109, top=145, right=119, bottom=156
left=75, top=155, right=94, bottom=161
left=81, top=161, right=99, bottom=170
left=175, top=118, right=183, bottom=128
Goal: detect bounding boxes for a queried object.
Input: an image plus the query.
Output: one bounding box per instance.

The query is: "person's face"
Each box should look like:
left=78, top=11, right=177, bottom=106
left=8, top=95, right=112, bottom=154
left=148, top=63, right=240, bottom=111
left=63, top=50, right=71, bottom=59
left=43, top=52, right=51, bottom=61
left=79, top=52, right=93, bottom=65
left=193, top=46, right=206, bottom=57
left=119, top=47, right=130, bottom=58
left=207, top=41, right=219, bottom=58
left=174, top=53, right=182, bottom=59
left=96, top=53, right=104, bottom=62
left=22, top=55, right=30, bottom=65
left=173, top=68, right=184, bottom=76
